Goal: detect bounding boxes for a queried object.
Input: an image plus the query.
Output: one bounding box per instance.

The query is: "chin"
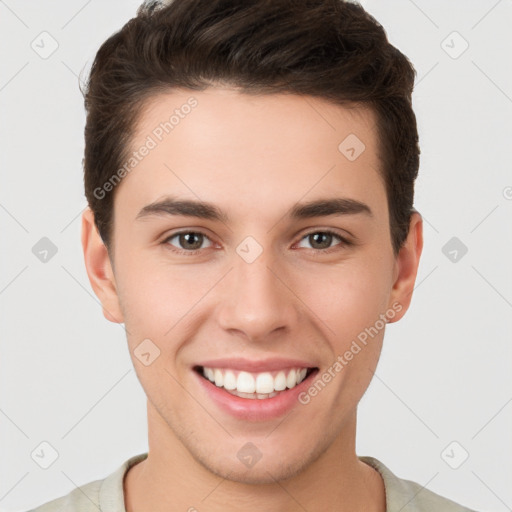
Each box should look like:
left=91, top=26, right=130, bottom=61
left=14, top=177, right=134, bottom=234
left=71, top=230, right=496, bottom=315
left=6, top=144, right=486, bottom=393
left=202, top=457, right=309, bottom=485
left=189, top=439, right=327, bottom=486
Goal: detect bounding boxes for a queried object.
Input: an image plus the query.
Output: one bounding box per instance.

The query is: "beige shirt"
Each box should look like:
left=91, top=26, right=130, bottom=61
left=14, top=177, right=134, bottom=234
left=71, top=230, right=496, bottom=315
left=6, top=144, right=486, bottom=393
left=28, top=452, right=477, bottom=511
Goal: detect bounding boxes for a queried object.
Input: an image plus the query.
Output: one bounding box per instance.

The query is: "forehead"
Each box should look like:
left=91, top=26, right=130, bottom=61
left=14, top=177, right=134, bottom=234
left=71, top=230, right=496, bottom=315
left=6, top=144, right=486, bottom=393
left=135, top=86, right=377, bottom=152
left=116, top=87, right=385, bottom=219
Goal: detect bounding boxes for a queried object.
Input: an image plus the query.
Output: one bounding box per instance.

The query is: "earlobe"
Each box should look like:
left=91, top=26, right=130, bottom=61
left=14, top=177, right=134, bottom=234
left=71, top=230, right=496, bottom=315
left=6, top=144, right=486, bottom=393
left=81, top=207, right=124, bottom=324
left=387, top=211, right=423, bottom=323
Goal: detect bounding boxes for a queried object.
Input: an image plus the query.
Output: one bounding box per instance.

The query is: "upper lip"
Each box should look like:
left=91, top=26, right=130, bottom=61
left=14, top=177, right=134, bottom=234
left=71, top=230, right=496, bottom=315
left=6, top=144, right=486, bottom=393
left=194, top=357, right=318, bottom=373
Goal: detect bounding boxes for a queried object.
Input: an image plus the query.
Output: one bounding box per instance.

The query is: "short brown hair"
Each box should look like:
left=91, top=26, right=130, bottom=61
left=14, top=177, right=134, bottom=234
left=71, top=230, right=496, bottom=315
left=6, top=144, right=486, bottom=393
left=82, top=0, right=420, bottom=256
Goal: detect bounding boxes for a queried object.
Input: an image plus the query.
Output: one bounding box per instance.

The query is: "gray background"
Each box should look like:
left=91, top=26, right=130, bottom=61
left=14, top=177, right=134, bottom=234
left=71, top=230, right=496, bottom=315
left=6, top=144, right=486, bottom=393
left=1, top=0, right=511, bottom=510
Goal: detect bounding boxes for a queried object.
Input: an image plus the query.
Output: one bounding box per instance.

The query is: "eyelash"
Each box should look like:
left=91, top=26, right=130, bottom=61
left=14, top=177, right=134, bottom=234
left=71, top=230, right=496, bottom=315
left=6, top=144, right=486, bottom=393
left=161, top=229, right=352, bottom=256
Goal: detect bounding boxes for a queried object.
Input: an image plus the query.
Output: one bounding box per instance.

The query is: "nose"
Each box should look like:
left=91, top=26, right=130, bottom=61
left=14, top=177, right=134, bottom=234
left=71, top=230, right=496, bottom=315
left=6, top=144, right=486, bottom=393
left=216, top=245, right=299, bottom=343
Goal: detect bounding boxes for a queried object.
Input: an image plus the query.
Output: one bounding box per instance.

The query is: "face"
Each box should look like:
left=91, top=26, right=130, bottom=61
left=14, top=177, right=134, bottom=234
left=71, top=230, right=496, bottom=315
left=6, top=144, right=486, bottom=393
left=83, top=87, right=422, bottom=484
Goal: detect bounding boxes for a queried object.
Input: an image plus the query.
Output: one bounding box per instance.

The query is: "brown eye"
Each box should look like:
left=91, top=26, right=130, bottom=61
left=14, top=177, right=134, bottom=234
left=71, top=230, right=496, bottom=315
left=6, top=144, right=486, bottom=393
left=308, top=232, right=334, bottom=250
left=296, top=230, right=349, bottom=252
left=164, top=231, right=212, bottom=252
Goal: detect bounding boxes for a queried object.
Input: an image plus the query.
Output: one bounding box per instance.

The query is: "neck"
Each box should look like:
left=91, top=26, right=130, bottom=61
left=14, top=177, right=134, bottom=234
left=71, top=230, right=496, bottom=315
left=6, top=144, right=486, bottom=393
left=124, top=402, right=386, bottom=512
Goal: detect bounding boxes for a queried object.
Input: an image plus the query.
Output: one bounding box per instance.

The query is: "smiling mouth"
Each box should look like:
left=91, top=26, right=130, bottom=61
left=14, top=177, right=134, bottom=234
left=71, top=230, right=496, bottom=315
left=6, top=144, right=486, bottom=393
left=193, top=365, right=318, bottom=399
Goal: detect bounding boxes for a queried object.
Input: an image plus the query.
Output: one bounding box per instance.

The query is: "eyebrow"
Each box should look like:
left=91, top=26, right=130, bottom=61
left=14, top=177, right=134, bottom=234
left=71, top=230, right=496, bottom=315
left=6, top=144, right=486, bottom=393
left=135, top=195, right=373, bottom=223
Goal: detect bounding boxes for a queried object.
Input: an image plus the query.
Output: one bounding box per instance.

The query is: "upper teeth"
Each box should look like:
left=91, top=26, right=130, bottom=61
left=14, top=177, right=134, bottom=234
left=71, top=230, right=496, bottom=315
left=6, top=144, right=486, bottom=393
left=202, top=367, right=309, bottom=394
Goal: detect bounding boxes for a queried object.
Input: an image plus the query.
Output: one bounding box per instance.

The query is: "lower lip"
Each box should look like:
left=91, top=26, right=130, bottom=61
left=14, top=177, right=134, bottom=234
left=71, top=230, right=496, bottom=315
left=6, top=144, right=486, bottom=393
left=194, top=368, right=319, bottom=421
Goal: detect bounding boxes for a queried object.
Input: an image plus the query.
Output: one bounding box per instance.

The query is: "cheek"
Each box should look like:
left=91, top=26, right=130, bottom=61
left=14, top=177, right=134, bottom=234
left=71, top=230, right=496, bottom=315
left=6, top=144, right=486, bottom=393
left=115, top=254, right=219, bottom=341
left=115, top=236, right=394, bottom=352
left=303, top=258, right=392, bottom=337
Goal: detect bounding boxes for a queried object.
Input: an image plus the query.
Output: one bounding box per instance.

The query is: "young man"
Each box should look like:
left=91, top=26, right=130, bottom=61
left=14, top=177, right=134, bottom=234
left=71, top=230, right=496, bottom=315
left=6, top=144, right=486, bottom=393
left=30, top=0, right=476, bottom=510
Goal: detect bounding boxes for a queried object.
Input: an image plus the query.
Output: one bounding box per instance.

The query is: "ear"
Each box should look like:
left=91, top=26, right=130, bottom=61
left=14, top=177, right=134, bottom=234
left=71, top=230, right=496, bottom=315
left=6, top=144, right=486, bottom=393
left=81, top=207, right=124, bottom=323
left=386, top=211, right=423, bottom=323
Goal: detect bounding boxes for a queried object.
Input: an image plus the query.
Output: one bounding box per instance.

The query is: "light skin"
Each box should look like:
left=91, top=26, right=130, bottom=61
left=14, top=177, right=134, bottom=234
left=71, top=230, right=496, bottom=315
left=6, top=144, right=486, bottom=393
left=82, top=87, right=423, bottom=512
